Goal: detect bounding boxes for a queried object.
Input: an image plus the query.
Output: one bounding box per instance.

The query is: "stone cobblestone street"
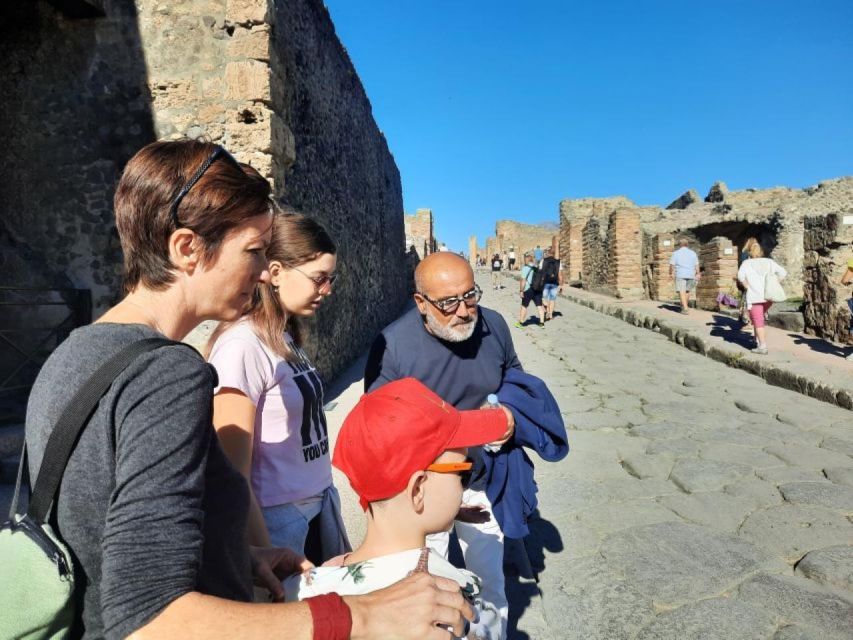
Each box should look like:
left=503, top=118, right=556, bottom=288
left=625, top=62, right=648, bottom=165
left=475, top=273, right=853, bottom=639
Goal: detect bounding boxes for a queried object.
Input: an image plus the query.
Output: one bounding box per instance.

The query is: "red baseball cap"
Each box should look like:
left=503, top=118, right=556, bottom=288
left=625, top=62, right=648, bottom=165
left=333, top=378, right=508, bottom=509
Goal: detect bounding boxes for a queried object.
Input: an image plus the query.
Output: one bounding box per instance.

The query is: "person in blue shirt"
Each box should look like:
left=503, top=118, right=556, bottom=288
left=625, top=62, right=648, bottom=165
left=668, top=238, right=700, bottom=314
left=515, top=253, right=545, bottom=328
left=533, top=245, right=543, bottom=264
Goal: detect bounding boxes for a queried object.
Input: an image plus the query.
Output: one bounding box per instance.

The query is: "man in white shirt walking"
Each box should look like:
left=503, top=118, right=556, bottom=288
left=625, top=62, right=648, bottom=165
left=669, top=238, right=700, bottom=314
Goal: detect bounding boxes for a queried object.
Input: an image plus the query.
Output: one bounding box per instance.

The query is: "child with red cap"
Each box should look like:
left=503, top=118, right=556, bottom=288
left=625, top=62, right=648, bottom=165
left=283, top=378, right=508, bottom=639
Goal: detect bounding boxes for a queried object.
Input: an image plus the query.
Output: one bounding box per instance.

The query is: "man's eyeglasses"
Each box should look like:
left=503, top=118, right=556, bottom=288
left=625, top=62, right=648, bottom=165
left=292, top=265, right=339, bottom=292
left=418, top=285, right=482, bottom=314
left=169, top=146, right=242, bottom=229
left=426, top=458, right=474, bottom=489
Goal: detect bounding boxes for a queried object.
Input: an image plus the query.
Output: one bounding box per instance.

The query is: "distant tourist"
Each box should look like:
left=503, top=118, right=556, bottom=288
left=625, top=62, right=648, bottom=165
left=737, top=237, right=760, bottom=331
left=841, top=256, right=853, bottom=360
left=533, top=244, right=543, bottom=263
left=439, top=242, right=450, bottom=252
left=669, top=238, right=700, bottom=314
left=516, top=253, right=546, bottom=328
left=491, top=252, right=503, bottom=289
left=737, top=242, right=787, bottom=355
left=540, top=247, right=563, bottom=321
left=508, top=247, right=516, bottom=270
left=286, top=378, right=508, bottom=640
left=365, top=252, right=524, bottom=640
left=207, top=212, right=350, bottom=563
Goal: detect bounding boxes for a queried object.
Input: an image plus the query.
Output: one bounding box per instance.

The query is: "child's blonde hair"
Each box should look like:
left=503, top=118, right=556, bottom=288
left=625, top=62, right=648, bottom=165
left=748, top=242, right=764, bottom=259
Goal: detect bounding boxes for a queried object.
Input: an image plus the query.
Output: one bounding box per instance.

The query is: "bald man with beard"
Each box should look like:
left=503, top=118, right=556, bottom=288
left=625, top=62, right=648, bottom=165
left=364, top=252, right=522, bottom=639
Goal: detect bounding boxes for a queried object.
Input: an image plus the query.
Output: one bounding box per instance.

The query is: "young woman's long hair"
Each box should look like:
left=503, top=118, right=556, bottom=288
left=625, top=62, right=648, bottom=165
left=207, top=206, right=336, bottom=361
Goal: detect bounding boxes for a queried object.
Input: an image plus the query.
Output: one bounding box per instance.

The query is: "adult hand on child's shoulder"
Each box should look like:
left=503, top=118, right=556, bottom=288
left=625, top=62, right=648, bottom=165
left=249, top=545, right=314, bottom=602
left=346, top=572, right=474, bottom=640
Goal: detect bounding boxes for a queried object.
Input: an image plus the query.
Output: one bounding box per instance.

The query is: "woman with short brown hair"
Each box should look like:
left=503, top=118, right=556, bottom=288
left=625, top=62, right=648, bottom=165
left=24, top=139, right=472, bottom=639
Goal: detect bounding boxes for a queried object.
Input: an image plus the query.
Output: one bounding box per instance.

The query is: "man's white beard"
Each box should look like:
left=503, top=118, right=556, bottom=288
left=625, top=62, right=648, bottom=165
left=425, top=311, right=477, bottom=343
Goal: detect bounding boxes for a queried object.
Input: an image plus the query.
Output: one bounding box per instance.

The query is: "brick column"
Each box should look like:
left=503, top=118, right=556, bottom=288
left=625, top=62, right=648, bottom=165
left=565, top=220, right=584, bottom=282
left=650, top=235, right=675, bottom=300
left=468, top=235, right=478, bottom=268
left=697, top=237, right=738, bottom=310
left=606, top=209, right=643, bottom=299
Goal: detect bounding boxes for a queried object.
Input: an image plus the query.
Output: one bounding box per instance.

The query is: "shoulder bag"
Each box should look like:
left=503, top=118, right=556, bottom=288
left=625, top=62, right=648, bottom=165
left=0, top=337, right=180, bottom=639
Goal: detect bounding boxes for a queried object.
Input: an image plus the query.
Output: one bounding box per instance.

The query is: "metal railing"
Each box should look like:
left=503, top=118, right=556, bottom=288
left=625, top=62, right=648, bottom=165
left=0, top=287, right=92, bottom=397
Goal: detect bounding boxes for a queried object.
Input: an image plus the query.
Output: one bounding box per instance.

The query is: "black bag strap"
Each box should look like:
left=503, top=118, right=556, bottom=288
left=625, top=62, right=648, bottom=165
left=25, top=337, right=184, bottom=523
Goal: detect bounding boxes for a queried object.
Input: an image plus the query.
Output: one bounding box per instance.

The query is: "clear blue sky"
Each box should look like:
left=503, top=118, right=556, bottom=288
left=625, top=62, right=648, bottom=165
left=324, top=0, right=853, bottom=253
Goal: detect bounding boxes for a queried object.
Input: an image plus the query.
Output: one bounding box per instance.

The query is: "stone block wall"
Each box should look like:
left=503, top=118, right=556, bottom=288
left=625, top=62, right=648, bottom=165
left=0, top=1, right=155, bottom=309
left=604, top=209, right=643, bottom=299
left=494, top=220, right=555, bottom=267
left=1, top=0, right=408, bottom=381
left=696, top=237, right=738, bottom=310
left=803, top=213, right=853, bottom=342
left=404, top=208, right=435, bottom=259
left=581, top=217, right=607, bottom=291
left=468, top=236, right=478, bottom=267
left=649, top=234, right=675, bottom=300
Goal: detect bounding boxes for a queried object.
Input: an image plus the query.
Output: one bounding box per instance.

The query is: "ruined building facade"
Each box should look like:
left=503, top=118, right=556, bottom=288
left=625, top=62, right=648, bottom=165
left=0, top=0, right=407, bottom=384
left=558, top=177, right=853, bottom=341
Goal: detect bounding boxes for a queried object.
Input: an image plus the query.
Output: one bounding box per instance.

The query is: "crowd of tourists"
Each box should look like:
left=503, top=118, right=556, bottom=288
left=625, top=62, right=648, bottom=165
left=9, top=140, right=567, bottom=640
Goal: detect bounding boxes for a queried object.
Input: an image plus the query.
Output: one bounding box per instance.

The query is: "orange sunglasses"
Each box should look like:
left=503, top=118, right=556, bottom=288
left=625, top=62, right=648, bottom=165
left=426, top=458, right=474, bottom=488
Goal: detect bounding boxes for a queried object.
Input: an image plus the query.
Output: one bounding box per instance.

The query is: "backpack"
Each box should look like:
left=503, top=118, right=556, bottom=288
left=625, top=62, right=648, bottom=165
left=530, top=266, right=547, bottom=293
left=0, top=338, right=180, bottom=640
left=542, top=258, right=560, bottom=285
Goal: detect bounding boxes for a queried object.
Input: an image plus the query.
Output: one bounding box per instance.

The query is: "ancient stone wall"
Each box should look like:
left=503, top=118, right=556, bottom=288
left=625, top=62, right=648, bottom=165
left=1, top=0, right=407, bottom=381
left=696, top=237, right=738, bottom=311
left=648, top=234, right=675, bottom=301
left=603, top=209, right=643, bottom=299
left=494, top=220, right=555, bottom=268
left=404, top=208, right=434, bottom=259
left=581, top=217, right=607, bottom=291
left=0, top=1, right=155, bottom=309
left=468, top=236, right=478, bottom=268
left=803, top=213, right=853, bottom=342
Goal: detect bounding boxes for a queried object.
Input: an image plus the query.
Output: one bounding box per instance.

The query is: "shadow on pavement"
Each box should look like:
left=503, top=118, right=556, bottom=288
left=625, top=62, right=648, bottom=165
left=505, top=510, right=563, bottom=639
left=788, top=332, right=849, bottom=357
left=707, top=314, right=753, bottom=349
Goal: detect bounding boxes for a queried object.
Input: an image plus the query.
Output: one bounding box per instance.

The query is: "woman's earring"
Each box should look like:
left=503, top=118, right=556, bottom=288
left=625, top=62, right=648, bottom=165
left=272, top=285, right=279, bottom=293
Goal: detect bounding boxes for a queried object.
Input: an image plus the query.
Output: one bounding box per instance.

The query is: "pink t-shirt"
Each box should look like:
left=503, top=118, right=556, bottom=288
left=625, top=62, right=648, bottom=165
left=208, top=320, right=332, bottom=507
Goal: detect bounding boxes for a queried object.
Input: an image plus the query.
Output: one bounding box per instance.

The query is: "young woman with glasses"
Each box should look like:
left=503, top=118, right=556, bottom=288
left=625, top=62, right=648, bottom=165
left=23, top=139, right=472, bottom=639
left=207, top=211, right=351, bottom=565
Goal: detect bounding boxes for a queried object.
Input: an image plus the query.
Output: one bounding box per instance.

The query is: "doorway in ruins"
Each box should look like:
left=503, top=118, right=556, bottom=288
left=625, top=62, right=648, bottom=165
left=689, top=220, right=778, bottom=257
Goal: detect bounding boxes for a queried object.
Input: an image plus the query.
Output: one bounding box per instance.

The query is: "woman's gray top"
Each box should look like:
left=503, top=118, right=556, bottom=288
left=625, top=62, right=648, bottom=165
left=26, top=323, right=253, bottom=639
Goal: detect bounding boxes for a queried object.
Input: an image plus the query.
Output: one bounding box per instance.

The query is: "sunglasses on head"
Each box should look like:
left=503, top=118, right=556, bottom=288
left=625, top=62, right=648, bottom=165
left=426, top=458, right=474, bottom=489
left=169, top=146, right=243, bottom=229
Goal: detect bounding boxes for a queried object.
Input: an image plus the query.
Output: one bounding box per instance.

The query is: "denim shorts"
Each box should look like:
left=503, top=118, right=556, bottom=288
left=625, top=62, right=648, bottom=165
left=675, top=278, right=695, bottom=293
left=542, top=284, right=559, bottom=301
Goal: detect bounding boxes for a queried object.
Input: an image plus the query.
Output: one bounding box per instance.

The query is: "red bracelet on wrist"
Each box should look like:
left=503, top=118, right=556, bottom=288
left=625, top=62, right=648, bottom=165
left=306, top=593, right=352, bottom=640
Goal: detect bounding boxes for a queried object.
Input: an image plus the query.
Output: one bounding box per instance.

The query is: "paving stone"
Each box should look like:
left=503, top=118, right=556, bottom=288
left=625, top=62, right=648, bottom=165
left=779, top=482, right=853, bottom=513
left=795, top=546, right=853, bottom=592
left=554, top=451, right=632, bottom=482
left=738, top=504, right=853, bottom=563
left=700, top=442, right=784, bottom=469
left=689, top=426, right=773, bottom=447
left=620, top=453, right=675, bottom=480
left=775, top=405, right=841, bottom=430
left=773, top=625, right=823, bottom=640
left=757, top=466, right=833, bottom=485
left=670, top=458, right=754, bottom=493
left=824, top=467, right=853, bottom=487
left=556, top=394, right=602, bottom=413
left=738, top=573, right=853, bottom=639
left=542, top=478, right=614, bottom=513
left=646, top=438, right=700, bottom=456
left=603, top=394, right=644, bottom=412
left=573, top=499, right=680, bottom=535
left=630, top=422, right=703, bottom=440
left=564, top=410, right=632, bottom=431
left=600, top=522, right=783, bottom=608
left=659, top=492, right=759, bottom=533
left=596, top=477, right=682, bottom=500
left=634, top=596, right=778, bottom=640
left=538, top=555, right=655, bottom=640
left=742, top=418, right=820, bottom=446
left=567, top=430, right=648, bottom=456
left=543, top=514, right=604, bottom=560
left=724, top=478, right=784, bottom=509
left=820, top=436, right=853, bottom=457
left=765, top=443, right=853, bottom=470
